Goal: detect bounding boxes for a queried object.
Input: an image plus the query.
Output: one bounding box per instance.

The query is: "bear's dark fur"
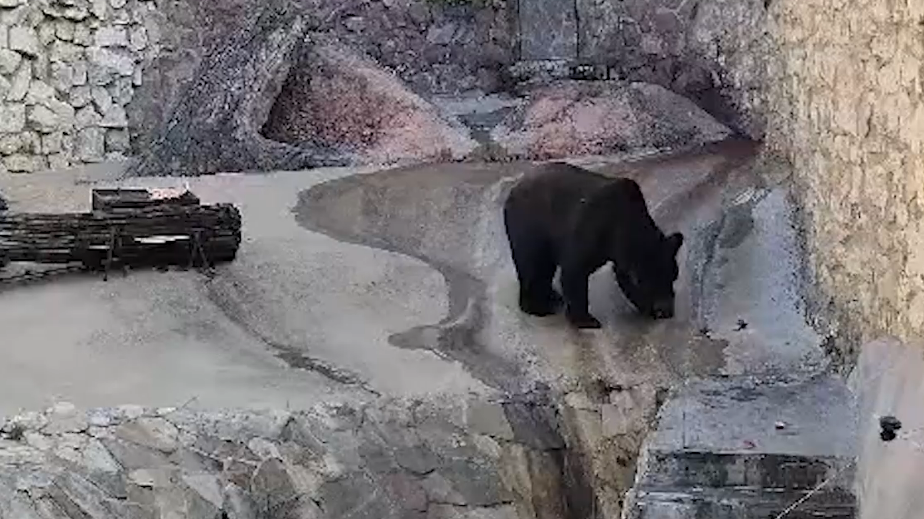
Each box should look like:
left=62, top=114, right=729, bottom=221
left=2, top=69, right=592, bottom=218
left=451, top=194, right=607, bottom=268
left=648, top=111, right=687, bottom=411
left=503, top=162, right=684, bottom=329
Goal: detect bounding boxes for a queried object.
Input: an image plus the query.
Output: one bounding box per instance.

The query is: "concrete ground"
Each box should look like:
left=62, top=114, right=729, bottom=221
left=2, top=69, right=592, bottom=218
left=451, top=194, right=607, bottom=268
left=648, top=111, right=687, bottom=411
left=0, top=138, right=827, bottom=417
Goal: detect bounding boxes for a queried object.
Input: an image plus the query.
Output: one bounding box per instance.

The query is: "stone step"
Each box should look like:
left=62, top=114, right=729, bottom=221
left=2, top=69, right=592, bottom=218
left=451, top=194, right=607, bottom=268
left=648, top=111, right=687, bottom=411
left=626, top=373, right=859, bottom=518
left=640, top=450, right=855, bottom=491
left=627, top=486, right=856, bottom=519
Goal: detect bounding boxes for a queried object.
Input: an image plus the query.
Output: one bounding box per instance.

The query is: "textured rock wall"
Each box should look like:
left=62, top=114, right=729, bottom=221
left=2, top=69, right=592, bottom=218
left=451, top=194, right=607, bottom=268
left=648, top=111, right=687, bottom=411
left=0, top=0, right=160, bottom=173
left=756, top=0, right=924, bottom=358
left=0, top=390, right=659, bottom=519
left=514, top=0, right=771, bottom=138
left=129, top=0, right=514, bottom=153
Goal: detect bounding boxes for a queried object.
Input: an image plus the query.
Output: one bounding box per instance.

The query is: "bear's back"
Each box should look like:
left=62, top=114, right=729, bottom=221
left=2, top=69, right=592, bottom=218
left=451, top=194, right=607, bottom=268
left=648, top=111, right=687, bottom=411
left=505, top=162, right=637, bottom=243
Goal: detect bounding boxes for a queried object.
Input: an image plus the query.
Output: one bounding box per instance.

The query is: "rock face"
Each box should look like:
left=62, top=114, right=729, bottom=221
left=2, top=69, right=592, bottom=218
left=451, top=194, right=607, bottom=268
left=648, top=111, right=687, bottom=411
left=0, top=394, right=604, bottom=519
left=491, top=81, right=731, bottom=160
left=128, top=0, right=514, bottom=160
left=127, top=0, right=351, bottom=177
left=0, top=0, right=160, bottom=172
left=262, top=35, right=478, bottom=166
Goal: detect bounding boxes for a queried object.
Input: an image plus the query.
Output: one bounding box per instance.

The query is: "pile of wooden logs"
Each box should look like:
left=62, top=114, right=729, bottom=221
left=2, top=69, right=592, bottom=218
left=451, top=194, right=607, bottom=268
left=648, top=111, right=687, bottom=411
left=0, top=188, right=242, bottom=272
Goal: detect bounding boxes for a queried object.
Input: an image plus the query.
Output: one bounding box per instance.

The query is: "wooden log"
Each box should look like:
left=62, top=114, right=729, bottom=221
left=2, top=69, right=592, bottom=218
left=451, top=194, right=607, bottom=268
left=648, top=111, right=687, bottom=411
left=91, top=188, right=201, bottom=212
left=0, top=203, right=242, bottom=269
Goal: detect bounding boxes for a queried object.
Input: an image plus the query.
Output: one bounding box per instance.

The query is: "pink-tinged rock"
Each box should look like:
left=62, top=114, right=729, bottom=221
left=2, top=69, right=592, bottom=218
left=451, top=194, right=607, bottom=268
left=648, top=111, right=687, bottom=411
left=491, top=81, right=731, bottom=160
left=263, top=36, right=477, bottom=166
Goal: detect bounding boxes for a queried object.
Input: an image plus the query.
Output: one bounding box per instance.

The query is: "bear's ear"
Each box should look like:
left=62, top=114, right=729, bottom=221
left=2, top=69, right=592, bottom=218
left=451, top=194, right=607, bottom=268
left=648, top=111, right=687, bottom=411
left=667, top=232, right=684, bottom=253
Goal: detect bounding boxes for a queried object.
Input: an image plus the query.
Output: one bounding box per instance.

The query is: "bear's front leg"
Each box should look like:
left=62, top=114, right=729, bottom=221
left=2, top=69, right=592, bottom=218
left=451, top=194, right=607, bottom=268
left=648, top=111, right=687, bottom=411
left=561, top=264, right=602, bottom=329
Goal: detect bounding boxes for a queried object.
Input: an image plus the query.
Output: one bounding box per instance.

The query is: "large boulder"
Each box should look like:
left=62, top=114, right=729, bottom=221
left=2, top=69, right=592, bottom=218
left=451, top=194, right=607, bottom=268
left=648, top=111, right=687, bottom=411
left=127, top=0, right=351, bottom=177
left=491, top=81, right=732, bottom=160
left=262, top=35, right=479, bottom=166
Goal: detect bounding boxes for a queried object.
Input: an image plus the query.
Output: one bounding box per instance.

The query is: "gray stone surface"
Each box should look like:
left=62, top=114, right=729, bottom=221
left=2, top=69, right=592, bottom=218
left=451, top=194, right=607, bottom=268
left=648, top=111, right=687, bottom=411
left=518, top=0, right=577, bottom=60
left=650, top=373, right=857, bottom=459
left=0, top=398, right=571, bottom=519
left=624, top=372, right=858, bottom=518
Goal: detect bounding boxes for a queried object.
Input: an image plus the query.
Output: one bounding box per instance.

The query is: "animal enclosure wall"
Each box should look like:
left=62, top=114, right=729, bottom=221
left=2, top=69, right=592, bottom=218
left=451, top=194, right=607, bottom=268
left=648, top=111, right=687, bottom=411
left=758, top=0, right=924, bottom=357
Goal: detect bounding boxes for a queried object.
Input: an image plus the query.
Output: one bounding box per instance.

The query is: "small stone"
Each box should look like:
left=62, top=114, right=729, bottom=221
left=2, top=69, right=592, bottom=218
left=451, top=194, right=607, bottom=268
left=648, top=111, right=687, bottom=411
left=50, top=40, right=84, bottom=64
left=44, top=402, right=89, bottom=434
left=42, top=131, right=64, bottom=153
left=72, top=59, right=87, bottom=85
left=108, top=76, right=132, bottom=104
left=114, top=417, right=179, bottom=453
left=50, top=62, right=74, bottom=92
left=0, top=0, right=24, bottom=7
left=7, top=64, right=31, bottom=101
left=9, top=27, right=39, bottom=58
left=38, top=22, right=56, bottom=47
left=88, top=425, right=114, bottom=439
left=426, top=23, right=457, bottom=45
left=70, top=85, right=92, bottom=107
left=75, top=105, right=100, bottom=127
left=23, top=431, right=52, bottom=450
left=56, top=20, right=75, bottom=41
left=128, top=468, right=175, bottom=488
left=0, top=49, right=22, bottom=75
left=28, top=104, right=59, bottom=133
left=183, top=474, right=224, bottom=509
left=25, top=79, right=55, bottom=105
left=48, top=153, right=70, bottom=170
left=86, top=408, right=118, bottom=427
left=421, top=473, right=466, bottom=505
left=19, top=131, right=39, bottom=153
left=49, top=98, right=75, bottom=127
left=94, top=26, right=126, bottom=47
left=0, top=104, right=25, bottom=133
left=128, top=25, right=146, bottom=51
left=132, top=66, right=142, bottom=86
left=466, top=402, right=515, bottom=440
left=4, top=411, right=48, bottom=433
left=73, top=24, right=92, bottom=45
left=0, top=134, right=22, bottom=155
left=41, top=0, right=90, bottom=21
left=111, top=9, right=129, bottom=24
left=247, top=437, right=280, bottom=460
left=90, top=0, right=107, bottom=19
left=109, top=0, right=126, bottom=7
left=87, top=61, right=113, bottom=85
left=105, top=128, right=129, bottom=152
left=99, top=104, right=126, bottom=127
left=91, top=85, right=111, bottom=111
left=80, top=438, right=120, bottom=472
left=4, top=154, right=39, bottom=172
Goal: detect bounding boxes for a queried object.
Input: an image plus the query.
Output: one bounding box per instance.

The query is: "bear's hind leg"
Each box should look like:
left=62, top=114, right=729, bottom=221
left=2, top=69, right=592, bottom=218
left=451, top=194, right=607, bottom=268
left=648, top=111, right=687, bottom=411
left=509, top=236, right=561, bottom=317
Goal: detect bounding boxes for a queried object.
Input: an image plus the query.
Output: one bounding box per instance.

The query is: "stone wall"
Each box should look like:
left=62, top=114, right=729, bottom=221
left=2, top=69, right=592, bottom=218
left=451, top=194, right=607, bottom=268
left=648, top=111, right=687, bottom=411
left=0, top=0, right=161, bottom=173
left=0, top=389, right=659, bottom=519
left=755, top=0, right=924, bottom=358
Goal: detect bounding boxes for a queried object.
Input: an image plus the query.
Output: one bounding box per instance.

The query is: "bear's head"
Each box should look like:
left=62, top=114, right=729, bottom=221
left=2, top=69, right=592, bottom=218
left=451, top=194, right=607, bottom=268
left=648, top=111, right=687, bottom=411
left=617, top=232, right=684, bottom=319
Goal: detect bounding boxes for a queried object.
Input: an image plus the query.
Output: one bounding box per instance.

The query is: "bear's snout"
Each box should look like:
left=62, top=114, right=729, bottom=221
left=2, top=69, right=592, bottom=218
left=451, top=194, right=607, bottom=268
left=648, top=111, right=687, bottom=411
left=650, top=300, right=674, bottom=319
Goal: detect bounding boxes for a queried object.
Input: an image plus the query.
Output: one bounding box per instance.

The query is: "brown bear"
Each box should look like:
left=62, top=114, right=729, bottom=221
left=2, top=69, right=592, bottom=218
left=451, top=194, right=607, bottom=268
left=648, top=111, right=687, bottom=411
left=503, top=162, right=684, bottom=329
